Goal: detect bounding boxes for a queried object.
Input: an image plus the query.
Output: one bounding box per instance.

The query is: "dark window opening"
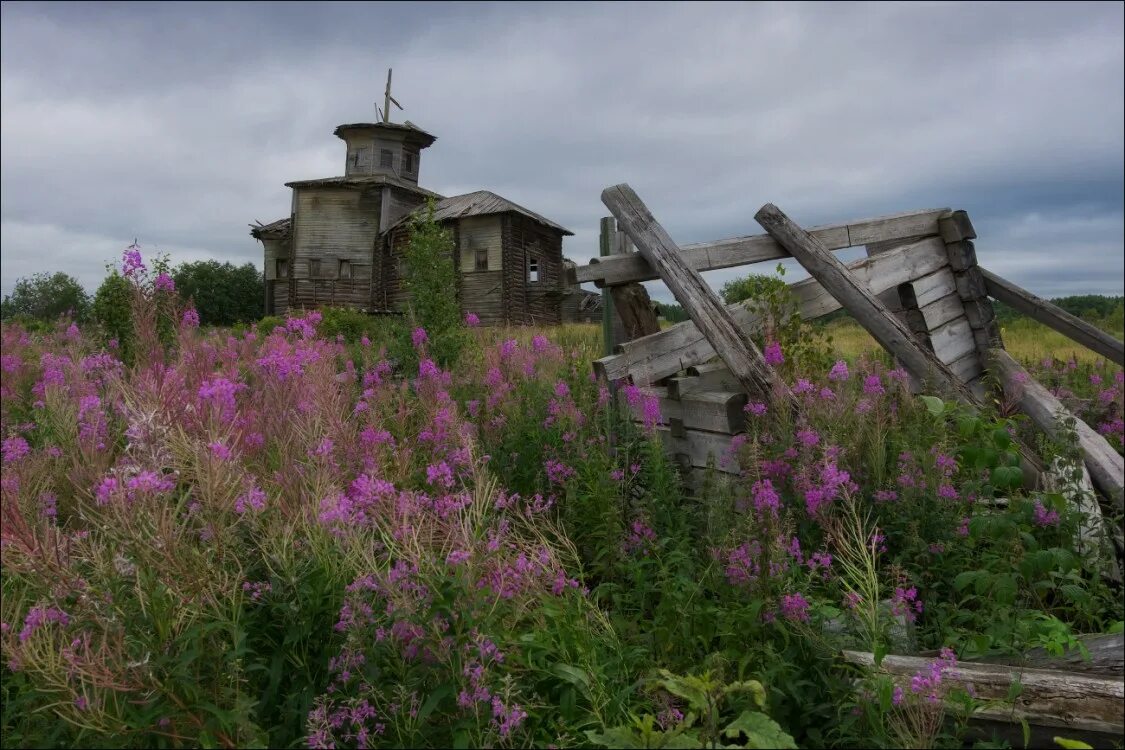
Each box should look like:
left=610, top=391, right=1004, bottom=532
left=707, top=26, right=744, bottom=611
left=339, top=260, right=352, bottom=279
left=276, top=259, right=288, bottom=278
left=403, top=153, right=415, bottom=173
left=380, top=149, right=394, bottom=169
left=528, top=257, right=540, bottom=284
left=308, top=259, right=322, bottom=278
left=351, top=147, right=368, bottom=168
left=474, top=247, right=488, bottom=272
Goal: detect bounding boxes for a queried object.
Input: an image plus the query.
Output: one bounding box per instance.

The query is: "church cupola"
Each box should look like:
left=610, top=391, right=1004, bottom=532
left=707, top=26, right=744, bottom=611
left=335, top=69, right=436, bottom=183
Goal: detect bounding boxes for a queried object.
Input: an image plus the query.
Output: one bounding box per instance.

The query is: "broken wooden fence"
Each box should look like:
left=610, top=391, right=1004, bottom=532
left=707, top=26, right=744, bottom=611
left=569, top=183, right=1125, bottom=740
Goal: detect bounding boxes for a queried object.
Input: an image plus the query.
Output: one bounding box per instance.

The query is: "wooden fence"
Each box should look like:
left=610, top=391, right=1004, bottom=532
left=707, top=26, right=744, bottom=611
left=569, top=184, right=1125, bottom=740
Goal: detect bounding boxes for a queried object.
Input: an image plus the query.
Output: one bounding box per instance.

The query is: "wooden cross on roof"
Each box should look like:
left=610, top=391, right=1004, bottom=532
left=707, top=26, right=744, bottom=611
left=379, top=68, right=403, bottom=124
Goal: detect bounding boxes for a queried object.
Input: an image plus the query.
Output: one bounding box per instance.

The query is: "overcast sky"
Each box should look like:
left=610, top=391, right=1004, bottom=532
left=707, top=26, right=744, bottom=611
left=2, top=1, right=1122, bottom=305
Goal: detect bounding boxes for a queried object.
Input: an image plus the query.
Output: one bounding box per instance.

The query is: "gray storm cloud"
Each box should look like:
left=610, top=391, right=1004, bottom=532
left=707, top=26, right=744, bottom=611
left=2, top=1, right=1122, bottom=301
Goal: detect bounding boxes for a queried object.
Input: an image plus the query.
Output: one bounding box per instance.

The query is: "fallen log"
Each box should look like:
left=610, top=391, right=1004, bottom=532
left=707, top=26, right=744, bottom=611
left=842, top=649, right=1125, bottom=736
left=990, top=350, right=1124, bottom=512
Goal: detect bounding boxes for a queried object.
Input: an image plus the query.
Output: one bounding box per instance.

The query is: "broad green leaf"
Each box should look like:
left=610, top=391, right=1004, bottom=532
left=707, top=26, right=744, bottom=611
left=586, top=728, right=644, bottom=749
left=919, top=395, right=945, bottom=416
left=953, top=570, right=979, bottom=592
left=552, top=663, right=592, bottom=697
left=1054, top=737, right=1094, bottom=749
left=722, top=710, right=798, bottom=749
left=417, top=685, right=453, bottom=722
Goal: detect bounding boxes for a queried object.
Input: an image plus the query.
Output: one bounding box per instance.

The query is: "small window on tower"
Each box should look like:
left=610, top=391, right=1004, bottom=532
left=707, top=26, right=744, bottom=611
left=276, top=259, right=288, bottom=278
left=352, top=147, right=368, bottom=168
left=380, top=149, right=394, bottom=169
left=403, top=153, right=415, bottom=174
left=339, top=260, right=352, bottom=279
left=474, top=246, right=488, bottom=272
left=308, top=259, right=322, bottom=278
left=528, top=257, right=540, bottom=284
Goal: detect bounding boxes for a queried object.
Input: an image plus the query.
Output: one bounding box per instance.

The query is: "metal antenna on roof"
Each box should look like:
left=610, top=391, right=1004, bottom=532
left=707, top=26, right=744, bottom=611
left=383, top=68, right=402, bottom=124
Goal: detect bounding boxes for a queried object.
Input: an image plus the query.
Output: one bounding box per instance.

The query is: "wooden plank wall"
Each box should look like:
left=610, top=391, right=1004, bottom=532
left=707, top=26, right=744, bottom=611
left=290, top=186, right=379, bottom=310
left=502, top=214, right=564, bottom=326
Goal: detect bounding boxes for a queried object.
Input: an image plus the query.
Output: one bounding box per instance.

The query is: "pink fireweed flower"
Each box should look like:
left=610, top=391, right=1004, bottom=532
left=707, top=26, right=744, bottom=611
left=779, top=593, right=811, bottom=623
left=751, top=479, right=781, bottom=516
left=426, top=461, right=455, bottom=489
left=792, top=378, right=814, bottom=394
left=531, top=334, right=551, bottom=353
left=1033, top=500, right=1060, bottom=527
left=544, top=458, right=575, bottom=485
left=411, top=327, right=429, bottom=349
left=887, top=367, right=910, bottom=383
left=1090, top=373, right=1103, bottom=385
left=828, top=360, right=850, bottom=381
left=19, top=606, right=69, bottom=642
left=957, top=517, right=971, bottom=537
left=464, top=312, right=481, bottom=327
left=1, top=436, right=31, bottom=464
left=554, top=381, right=570, bottom=399
left=446, top=549, right=471, bottom=566
left=819, top=387, right=836, bottom=401
left=764, top=340, right=784, bottom=366
left=234, top=485, right=267, bottom=514
left=843, top=591, right=863, bottom=610
left=208, top=441, right=232, bottom=461
left=154, top=272, right=175, bottom=292
left=181, top=308, right=200, bottom=328
left=796, top=429, right=820, bottom=448
left=891, top=586, right=923, bottom=623
left=807, top=551, right=832, bottom=577
left=745, top=401, right=768, bottom=417
left=122, top=244, right=146, bottom=277
left=863, top=374, right=885, bottom=395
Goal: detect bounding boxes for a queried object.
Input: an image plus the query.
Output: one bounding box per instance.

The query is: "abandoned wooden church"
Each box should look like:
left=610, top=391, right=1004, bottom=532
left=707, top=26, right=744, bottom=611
left=250, top=81, right=599, bottom=325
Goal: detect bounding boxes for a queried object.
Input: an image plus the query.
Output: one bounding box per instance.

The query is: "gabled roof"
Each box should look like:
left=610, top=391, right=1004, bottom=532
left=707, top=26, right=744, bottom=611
left=250, top=217, right=291, bottom=240
left=385, top=190, right=573, bottom=236
left=284, top=174, right=443, bottom=197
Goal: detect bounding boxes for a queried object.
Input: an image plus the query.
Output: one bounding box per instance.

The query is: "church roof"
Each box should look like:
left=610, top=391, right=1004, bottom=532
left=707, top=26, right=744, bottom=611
left=385, top=190, right=573, bottom=236
left=249, top=217, right=291, bottom=240
left=284, top=174, right=443, bottom=196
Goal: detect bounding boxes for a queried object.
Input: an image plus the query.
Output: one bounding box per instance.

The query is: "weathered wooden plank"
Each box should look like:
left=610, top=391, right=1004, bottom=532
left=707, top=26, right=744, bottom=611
left=599, top=217, right=617, bottom=356
left=594, top=237, right=949, bottom=384
left=982, top=269, right=1124, bottom=365
left=947, top=350, right=984, bottom=383
left=911, top=268, right=958, bottom=309
left=930, top=316, right=976, bottom=365
left=630, top=387, right=748, bottom=434
left=575, top=208, right=950, bottom=287
left=938, top=209, right=977, bottom=244
left=667, top=361, right=741, bottom=399
left=754, top=203, right=980, bottom=406
left=918, top=293, right=966, bottom=332
left=655, top=426, right=742, bottom=474
left=602, top=184, right=792, bottom=405
left=975, top=633, right=1123, bottom=677
left=991, top=350, right=1124, bottom=511
left=842, top=650, right=1124, bottom=736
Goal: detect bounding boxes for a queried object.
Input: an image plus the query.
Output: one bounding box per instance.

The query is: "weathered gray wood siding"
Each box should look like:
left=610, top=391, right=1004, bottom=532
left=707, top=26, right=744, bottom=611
left=461, top=271, right=504, bottom=325
left=502, top=214, right=564, bottom=325
left=260, top=236, right=290, bottom=315
left=291, top=186, right=380, bottom=309
left=457, top=215, right=504, bottom=324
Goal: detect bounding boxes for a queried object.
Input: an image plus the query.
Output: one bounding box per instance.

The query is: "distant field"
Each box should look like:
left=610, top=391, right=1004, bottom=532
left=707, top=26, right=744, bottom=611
left=822, top=317, right=1123, bottom=365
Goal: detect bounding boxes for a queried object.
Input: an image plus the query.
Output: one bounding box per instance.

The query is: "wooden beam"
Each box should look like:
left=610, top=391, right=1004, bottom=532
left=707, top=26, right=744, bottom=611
left=602, top=184, right=793, bottom=406
left=842, top=650, right=1124, bottom=737
left=990, top=350, right=1124, bottom=511
left=628, top=386, right=748, bottom=435
left=574, top=208, right=950, bottom=287
left=754, top=203, right=980, bottom=406
left=594, top=236, right=949, bottom=384
left=599, top=217, right=616, bottom=356
left=982, top=268, right=1124, bottom=365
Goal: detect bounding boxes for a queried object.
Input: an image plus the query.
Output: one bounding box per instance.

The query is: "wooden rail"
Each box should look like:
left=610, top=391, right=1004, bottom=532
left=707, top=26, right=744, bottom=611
left=595, top=236, right=949, bottom=383
left=574, top=208, right=950, bottom=287
left=981, top=268, right=1124, bottom=365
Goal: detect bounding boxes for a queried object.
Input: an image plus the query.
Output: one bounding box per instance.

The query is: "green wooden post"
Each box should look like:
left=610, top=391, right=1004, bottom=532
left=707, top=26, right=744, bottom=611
left=599, top=216, right=616, bottom=356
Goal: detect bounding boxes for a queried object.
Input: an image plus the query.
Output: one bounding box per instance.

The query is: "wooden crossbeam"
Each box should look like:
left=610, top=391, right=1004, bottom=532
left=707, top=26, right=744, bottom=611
left=602, top=184, right=793, bottom=406
left=754, top=203, right=982, bottom=407
left=572, top=208, right=950, bottom=287
left=982, top=269, right=1124, bottom=365
left=991, top=350, right=1124, bottom=511
left=594, top=236, right=950, bottom=384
